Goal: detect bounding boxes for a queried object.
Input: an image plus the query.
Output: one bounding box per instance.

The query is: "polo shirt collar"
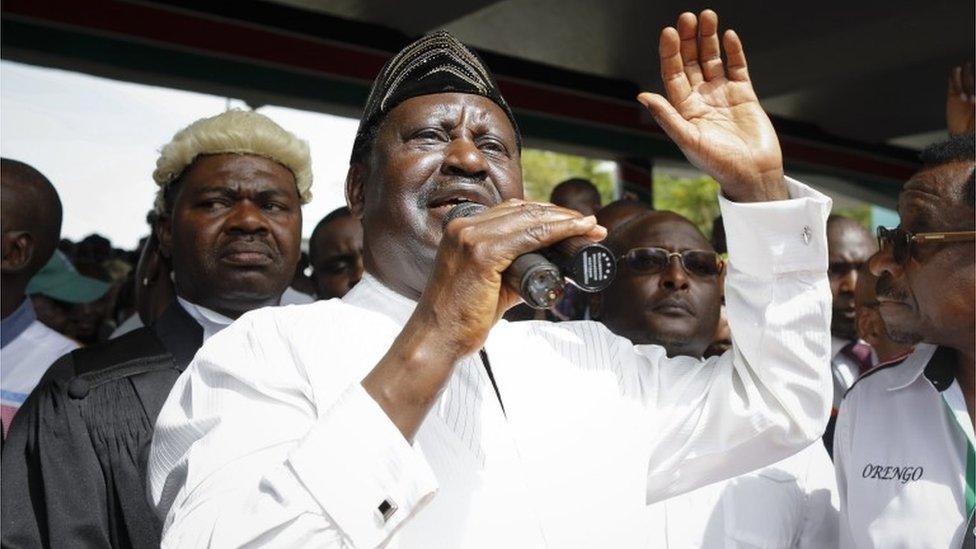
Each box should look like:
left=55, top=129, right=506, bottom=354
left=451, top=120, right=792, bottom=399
left=884, top=343, right=939, bottom=392
left=1, top=298, right=36, bottom=348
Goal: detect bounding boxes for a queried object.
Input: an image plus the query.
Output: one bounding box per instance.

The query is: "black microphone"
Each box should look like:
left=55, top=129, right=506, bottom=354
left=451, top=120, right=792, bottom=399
left=442, top=202, right=616, bottom=309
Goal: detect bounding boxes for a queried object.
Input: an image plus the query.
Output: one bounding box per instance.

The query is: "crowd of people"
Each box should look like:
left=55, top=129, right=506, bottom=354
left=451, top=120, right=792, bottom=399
left=0, top=9, right=973, bottom=549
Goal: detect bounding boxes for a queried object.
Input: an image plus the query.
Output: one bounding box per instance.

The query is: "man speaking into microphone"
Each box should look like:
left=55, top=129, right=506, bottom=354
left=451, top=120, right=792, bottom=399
left=149, top=11, right=833, bottom=548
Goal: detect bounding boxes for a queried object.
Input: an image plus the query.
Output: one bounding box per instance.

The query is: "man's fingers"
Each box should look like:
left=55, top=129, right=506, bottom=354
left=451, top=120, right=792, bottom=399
left=963, top=61, right=975, bottom=98
left=723, top=30, right=750, bottom=82
left=659, top=26, right=692, bottom=102
left=476, top=212, right=602, bottom=263
left=949, top=66, right=963, bottom=97
left=697, top=10, right=725, bottom=81
left=637, top=92, right=695, bottom=148
left=677, top=12, right=703, bottom=86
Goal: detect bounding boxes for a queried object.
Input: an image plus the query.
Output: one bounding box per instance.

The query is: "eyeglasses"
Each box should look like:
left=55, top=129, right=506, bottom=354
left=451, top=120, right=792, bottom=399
left=876, top=226, right=976, bottom=264
left=618, top=247, right=723, bottom=277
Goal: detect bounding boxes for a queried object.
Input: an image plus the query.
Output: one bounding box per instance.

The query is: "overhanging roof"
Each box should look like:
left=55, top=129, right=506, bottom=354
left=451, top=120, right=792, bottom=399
left=4, top=0, right=960, bottom=204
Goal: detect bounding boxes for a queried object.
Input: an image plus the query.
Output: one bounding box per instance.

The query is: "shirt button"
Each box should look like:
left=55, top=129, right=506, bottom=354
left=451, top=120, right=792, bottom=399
left=801, top=225, right=812, bottom=245
left=67, top=377, right=90, bottom=399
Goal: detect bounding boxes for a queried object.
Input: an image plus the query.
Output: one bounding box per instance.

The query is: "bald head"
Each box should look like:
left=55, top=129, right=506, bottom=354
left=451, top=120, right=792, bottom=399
left=550, top=178, right=601, bottom=216
left=1, top=159, right=63, bottom=277
left=596, top=199, right=650, bottom=233
left=826, top=215, right=877, bottom=340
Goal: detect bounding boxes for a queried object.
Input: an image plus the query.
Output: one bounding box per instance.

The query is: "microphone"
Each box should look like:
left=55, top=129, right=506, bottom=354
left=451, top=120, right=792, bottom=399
left=442, top=202, right=616, bottom=309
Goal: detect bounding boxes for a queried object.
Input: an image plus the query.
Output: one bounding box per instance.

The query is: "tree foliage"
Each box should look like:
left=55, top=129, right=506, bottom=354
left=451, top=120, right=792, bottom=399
left=521, top=148, right=616, bottom=205
left=652, top=173, right=722, bottom=237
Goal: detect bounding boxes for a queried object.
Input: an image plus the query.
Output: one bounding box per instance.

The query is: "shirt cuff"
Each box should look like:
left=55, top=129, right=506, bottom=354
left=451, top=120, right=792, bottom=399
left=287, top=382, right=438, bottom=547
left=719, top=176, right=832, bottom=277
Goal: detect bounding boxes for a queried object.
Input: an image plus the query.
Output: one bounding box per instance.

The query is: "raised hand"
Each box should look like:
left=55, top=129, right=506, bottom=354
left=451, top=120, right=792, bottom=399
left=947, top=62, right=975, bottom=137
left=638, top=10, right=787, bottom=202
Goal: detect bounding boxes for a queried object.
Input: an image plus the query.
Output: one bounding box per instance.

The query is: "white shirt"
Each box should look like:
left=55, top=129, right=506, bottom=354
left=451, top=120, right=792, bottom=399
left=835, top=343, right=975, bottom=548
left=647, top=442, right=838, bottom=548
left=0, top=299, right=78, bottom=433
left=149, top=179, right=833, bottom=548
left=177, top=297, right=235, bottom=342
left=281, top=286, right=316, bottom=305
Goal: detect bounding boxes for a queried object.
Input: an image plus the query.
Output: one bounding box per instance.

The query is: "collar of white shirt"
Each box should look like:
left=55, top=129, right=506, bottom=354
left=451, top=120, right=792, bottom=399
left=878, top=343, right=939, bottom=392
left=342, top=273, right=417, bottom=326
left=176, top=297, right=235, bottom=342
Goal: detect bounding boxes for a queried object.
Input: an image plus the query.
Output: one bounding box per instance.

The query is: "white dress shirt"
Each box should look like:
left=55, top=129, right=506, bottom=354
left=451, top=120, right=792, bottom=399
left=176, top=297, right=234, bottom=341
left=835, top=343, right=975, bottom=548
left=149, top=178, right=833, bottom=548
left=647, top=442, right=838, bottom=548
left=1, top=299, right=78, bottom=434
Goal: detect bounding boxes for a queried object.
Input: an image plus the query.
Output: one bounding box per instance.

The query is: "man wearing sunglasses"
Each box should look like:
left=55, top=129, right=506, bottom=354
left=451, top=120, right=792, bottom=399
left=834, top=134, right=976, bottom=548
left=595, top=211, right=839, bottom=547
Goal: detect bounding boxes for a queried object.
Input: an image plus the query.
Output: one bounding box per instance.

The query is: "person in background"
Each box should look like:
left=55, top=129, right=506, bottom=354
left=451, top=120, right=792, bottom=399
left=835, top=134, right=975, bottom=548
left=289, top=251, right=319, bottom=299
left=550, top=177, right=602, bottom=216
left=596, top=197, right=651, bottom=233
left=308, top=206, right=364, bottom=300
left=26, top=251, right=111, bottom=341
left=595, top=208, right=838, bottom=547
left=826, top=216, right=878, bottom=405
left=110, top=227, right=175, bottom=339
left=0, top=160, right=81, bottom=435
left=1, top=109, right=311, bottom=548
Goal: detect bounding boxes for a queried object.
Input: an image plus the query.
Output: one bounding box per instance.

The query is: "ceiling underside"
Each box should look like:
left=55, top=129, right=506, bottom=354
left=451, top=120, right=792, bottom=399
left=271, top=0, right=974, bottom=149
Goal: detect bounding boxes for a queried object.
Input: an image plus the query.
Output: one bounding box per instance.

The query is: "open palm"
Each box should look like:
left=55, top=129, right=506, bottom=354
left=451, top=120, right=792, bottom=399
left=639, top=11, right=786, bottom=202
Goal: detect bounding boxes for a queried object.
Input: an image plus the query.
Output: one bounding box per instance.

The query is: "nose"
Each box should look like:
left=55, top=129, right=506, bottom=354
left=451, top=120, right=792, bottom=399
left=659, top=256, right=690, bottom=291
left=868, top=247, right=899, bottom=278
left=226, top=201, right=270, bottom=235
left=441, top=137, right=489, bottom=179
left=839, top=268, right=858, bottom=295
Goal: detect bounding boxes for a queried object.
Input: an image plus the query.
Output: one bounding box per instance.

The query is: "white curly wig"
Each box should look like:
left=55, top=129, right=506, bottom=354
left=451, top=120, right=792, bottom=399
left=152, top=109, right=312, bottom=214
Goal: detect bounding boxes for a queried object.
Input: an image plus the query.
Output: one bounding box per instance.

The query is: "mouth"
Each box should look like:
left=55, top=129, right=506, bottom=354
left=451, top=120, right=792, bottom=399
left=650, top=298, right=694, bottom=317
left=426, top=184, right=497, bottom=217
left=220, top=241, right=274, bottom=267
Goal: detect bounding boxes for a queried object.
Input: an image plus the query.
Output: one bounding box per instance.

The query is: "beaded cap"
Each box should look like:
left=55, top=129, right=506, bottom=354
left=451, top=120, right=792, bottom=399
left=350, top=30, right=520, bottom=163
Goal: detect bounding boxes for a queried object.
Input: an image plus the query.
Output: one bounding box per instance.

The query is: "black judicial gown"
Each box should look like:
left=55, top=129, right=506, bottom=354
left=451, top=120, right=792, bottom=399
left=1, top=302, right=203, bottom=548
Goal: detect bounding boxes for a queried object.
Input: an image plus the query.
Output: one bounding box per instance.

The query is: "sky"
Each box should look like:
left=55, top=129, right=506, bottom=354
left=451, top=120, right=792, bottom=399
left=1, top=60, right=357, bottom=249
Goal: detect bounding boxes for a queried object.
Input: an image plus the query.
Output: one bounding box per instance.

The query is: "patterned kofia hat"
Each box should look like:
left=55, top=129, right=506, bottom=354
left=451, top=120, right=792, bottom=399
left=350, top=30, right=521, bottom=163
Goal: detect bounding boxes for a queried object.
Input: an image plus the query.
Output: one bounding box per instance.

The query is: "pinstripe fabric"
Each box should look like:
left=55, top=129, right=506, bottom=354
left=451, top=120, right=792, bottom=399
left=149, top=178, right=833, bottom=548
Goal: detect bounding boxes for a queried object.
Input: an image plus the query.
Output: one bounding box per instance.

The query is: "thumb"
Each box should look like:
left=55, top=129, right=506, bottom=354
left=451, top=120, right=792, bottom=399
left=637, top=92, right=694, bottom=147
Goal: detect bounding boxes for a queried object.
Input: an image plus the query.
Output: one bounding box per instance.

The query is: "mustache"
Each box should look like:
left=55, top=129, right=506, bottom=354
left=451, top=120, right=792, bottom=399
left=415, top=177, right=502, bottom=209
left=875, top=272, right=910, bottom=301
left=651, top=295, right=696, bottom=315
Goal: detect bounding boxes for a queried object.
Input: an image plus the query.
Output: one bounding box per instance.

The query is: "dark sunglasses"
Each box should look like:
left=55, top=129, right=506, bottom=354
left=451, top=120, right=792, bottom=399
left=876, top=226, right=976, bottom=264
left=618, top=247, right=723, bottom=277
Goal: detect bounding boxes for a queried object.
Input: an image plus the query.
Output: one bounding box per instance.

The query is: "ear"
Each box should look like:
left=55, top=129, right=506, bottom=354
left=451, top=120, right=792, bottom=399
left=156, top=215, right=173, bottom=260
left=588, top=291, right=603, bottom=320
left=345, top=164, right=366, bottom=220
left=1, top=231, right=34, bottom=274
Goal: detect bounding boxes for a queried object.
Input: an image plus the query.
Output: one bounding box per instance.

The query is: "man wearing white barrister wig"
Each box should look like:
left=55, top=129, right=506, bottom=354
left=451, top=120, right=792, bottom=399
left=150, top=11, right=834, bottom=548
left=2, top=110, right=312, bottom=548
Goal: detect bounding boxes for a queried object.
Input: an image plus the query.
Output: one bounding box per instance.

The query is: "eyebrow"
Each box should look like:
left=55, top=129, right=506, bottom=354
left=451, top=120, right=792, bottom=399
left=193, top=186, right=291, bottom=199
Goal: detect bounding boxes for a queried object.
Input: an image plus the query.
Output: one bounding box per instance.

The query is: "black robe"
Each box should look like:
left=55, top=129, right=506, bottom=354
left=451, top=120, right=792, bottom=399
left=1, top=302, right=202, bottom=548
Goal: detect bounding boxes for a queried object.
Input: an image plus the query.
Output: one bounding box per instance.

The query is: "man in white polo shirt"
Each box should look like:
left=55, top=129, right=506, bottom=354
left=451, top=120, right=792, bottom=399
left=834, top=134, right=975, bottom=548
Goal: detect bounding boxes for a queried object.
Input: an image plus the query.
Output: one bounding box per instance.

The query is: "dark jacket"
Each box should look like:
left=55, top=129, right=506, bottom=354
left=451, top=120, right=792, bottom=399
left=1, top=302, right=202, bottom=548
